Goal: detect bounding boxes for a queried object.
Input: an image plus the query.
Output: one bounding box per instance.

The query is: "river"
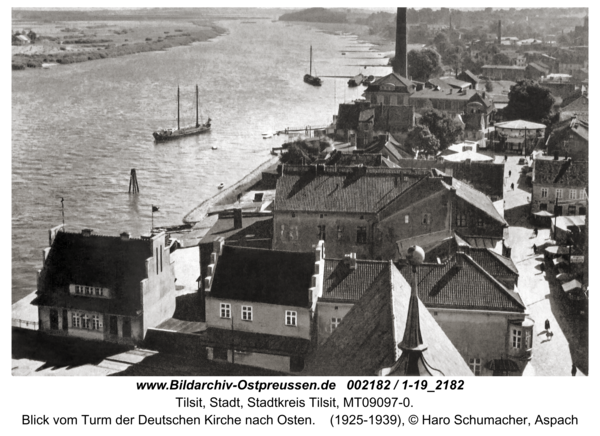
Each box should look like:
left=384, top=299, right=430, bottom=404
left=12, top=12, right=392, bottom=302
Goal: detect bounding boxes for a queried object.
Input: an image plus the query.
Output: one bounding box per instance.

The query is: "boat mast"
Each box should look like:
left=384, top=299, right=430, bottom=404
left=177, top=86, right=180, bottom=131
left=196, top=84, right=199, bottom=127
left=310, top=45, right=312, bottom=76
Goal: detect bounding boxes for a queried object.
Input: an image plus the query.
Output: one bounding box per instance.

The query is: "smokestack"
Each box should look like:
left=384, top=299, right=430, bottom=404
left=394, top=7, right=408, bottom=78
left=498, top=20, right=502, bottom=44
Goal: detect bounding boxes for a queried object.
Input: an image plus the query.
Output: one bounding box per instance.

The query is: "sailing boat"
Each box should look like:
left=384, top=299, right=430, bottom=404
left=153, top=85, right=211, bottom=142
left=303, top=46, right=322, bottom=86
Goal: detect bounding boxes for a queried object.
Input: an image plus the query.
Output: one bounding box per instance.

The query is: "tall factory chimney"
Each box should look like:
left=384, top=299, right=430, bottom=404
left=498, top=20, right=502, bottom=44
left=449, top=9, right=452, bottom=30
left=393, top=7, right=408, bottom=78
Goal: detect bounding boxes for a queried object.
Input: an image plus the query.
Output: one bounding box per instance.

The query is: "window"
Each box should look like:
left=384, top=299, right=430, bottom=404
left=556, top=188, right=563, bottom=199
left=371, top=94, right=377, bottom=105
left=82, top=314, right=90, bottom=329
left=403, top=176, right=408, bottom=182
left=75, top=285, right=81, bottom=294
left=477, top=217, right=484, bottom=228
left=291, top=212, right=295, bottom=218
left=404, top=215, right=410, bottom=224
left=512, top=329, right=522, bottom=349
left=331, top=318, right=342, bottom=331
left=72, top=313, right=81, bottom=328
left=241, top=306, right=253, bottom=321
left=285, top=311, right=297, bottom=326
left=539, top=203, right=547, bottom=211
left=122, top=317, right=131, bottom=338
left=318, top=225, right=326, bottom=241
left=540, top=188, right=548, bottom=198
left=469, top=358, right=482, bottom=376
left=569, top=189, right=577, bottom=200
left=568, top=205, right=576, bottom=215
left=220, top=303, right=231, bottom=319
left=85, top=286, right=91, bottom=295
left=525, top=330, right=531, bottom=349
left=383, top=95, right=390, bottom=105
left=95, top=287, right=102, bottom=296
left=92, top=315, right=102, bottom=330
left=356, top=226, right=367, bottom=244
left=579, top=189, right=586, bottom=200
left=390, top=96, right=397, bottom=106
left=337, top=226, right=343, bottom=240
left=109, top=316, right=118, bottom=335
left=579, top=207, right=587, bottom=215
left=156, top=247, right=159, bottom=275
left=422, top=213, right=431, bottom=225
left=456, top=213, right=467, bottom=227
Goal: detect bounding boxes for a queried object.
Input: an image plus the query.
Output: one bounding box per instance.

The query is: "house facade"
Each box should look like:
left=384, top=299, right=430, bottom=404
left=482, top=65, right=526, bottom=81
left=203, top=241, right=324, bottom=372
left=34, top=227, right=176, bottom=345
left=531, top=158, right=588, bottom=217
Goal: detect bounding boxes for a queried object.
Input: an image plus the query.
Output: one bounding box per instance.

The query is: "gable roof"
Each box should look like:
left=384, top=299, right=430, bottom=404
left=274, top=165, right=425, bottom=214
left=398, top=253, right=526, bottom=312
left=562, top=94, right=588, bottom=114
left=199, top=215, right=272, bottom=245
left=447, top=177, right=507, bottom=226
left=469, top=248, right=519, bottom=276
left=321, top=258, right=389, bottom=302
left=394, top=159, right=505, bottom=199
left=336, top=102, right=364, bottom=130
left=458, top=70, right=480, bottom=84
left=533, top=158, right=588, bottom=186
left=33, top=231, right=154, bottom=315
left=368, top=72, right=415, bottom=93
left=304, top=263, right=471, bottom=376
left=209, top=245, right=315, bottom=308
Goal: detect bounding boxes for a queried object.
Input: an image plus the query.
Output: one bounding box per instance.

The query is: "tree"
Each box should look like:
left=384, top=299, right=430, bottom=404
left=420, top=109, right=464, bottom=150
left=433, top=32, right=450, bottom=56
left=407, top=49, right=441, bottom=81
left=405, top=125, right=440, bottom=156
left=504, top=79, right=556, bottom=124
left=491, top=52, right=511, bottom=65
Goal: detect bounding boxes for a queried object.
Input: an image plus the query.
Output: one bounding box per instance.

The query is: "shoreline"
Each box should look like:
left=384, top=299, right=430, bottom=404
left=182, top=154, right=280, bottom=225
left=12, top=24, right=228, bottom=71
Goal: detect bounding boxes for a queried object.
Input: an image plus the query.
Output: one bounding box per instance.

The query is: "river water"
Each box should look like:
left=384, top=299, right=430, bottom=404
left=12, top=13, right=392, bottom=302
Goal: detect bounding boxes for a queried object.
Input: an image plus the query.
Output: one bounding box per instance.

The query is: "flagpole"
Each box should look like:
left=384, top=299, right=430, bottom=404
left=152, top=205, right=154, bottom=232
left=60, top=197, right=65, bottom=228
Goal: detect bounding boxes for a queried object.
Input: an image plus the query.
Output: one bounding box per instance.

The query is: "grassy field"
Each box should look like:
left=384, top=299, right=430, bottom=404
left=12, top=10, right=227, bottom=70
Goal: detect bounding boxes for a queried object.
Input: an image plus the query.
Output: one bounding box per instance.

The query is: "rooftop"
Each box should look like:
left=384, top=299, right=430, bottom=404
left=533, top=159, right=587, bottom=186
left=321, top=258, right=389, bottom=302
left=209, top=245, right=315, bottom=308
left=304, top=263, right=471, bottom=376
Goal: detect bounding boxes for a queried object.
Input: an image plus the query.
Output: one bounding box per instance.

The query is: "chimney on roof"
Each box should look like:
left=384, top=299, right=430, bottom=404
left=344, top=253, right=357, bottom=270
left=233, top=208, right=243, bottom=230
left=120, top=231, right=131, bottom=241
left=393, top=8, right=408, bottom=78
left=82, top=229, right=93, bottom=237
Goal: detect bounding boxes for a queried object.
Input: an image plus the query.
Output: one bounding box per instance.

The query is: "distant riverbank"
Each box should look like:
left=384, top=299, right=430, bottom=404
left=12, top=23, right=227, bottom=70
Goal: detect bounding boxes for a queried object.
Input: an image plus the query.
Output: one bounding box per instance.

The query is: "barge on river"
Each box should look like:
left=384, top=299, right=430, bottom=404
left=153, top=85, right=211, bottom=142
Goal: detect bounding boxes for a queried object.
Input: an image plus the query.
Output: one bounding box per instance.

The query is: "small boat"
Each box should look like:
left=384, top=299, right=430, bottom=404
left=262, top=131, right=274, bottom=139
left=218, top=183, right=225, bottom=189
left=303, top=46, right=322, bottom=86
left=153, top=85, right=211, bottom=142
left=342, top=52, right=346, bottom=55
left=211, top=145, right=218, bottom=150
left=348, top=73, right=364, bottom=87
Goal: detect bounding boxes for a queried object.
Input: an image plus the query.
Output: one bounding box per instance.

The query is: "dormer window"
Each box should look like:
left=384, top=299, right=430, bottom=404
left=70, top=284, right=109, bottom=298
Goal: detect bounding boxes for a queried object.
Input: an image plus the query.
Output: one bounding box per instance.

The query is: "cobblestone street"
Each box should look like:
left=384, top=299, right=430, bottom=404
left=502, top=156, right=588, bottom=376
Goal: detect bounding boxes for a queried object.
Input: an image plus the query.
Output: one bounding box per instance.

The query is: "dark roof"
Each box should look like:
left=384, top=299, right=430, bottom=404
left=458, top=70, right=480, bottom=84
left=562, top=94, right=588, bottom=114
left=336, top=103, right=364, bottom=130
left=482, top=65, right=526, bottom=70
left=469, top=248, right=519, bottom=276
left=395, top=159, right=505, bottom=199
left=274, top=165, right=425, bottom=214
left=320, top=152, right=384, bottom=167
left=33, top=231, right=153, bottom=316
left=321, top=258, right=389, bottom=302
left=449, top=177, right=507, bottom=226
left=203, top=328, right=311, bottom=357
left=547, top=117, right=589, bottom=149
left=209, top=245, right=315, bottom=308
left=410, top=87, right=477, bottom=101
left=357, top=137, right=406, bottom=163
left=369, top=105, right=415, bottom=132
left=533, top=159, right=588, bottom=186
left=439, top=77, right=471, bottom=89
left=304, top=263, right=471, bottom=376
left=398, top=253, right=526, bottom=312
left=200, top=215, right=272, bottom=245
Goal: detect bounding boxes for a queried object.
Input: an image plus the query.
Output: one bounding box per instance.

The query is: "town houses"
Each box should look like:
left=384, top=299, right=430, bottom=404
left=19, top=7, right=588, bottom=378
